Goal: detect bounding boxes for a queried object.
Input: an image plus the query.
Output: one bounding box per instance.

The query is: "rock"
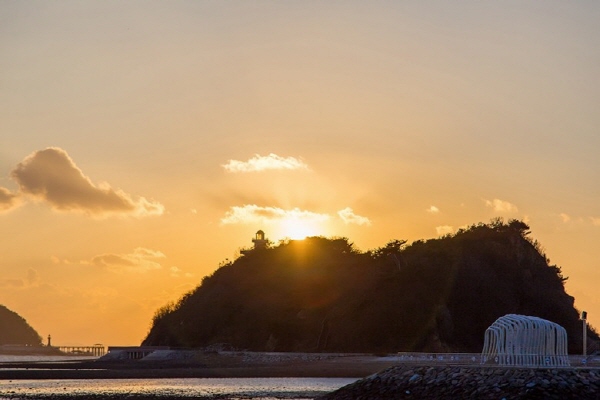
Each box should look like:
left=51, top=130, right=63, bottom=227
left=317, top=365, right=600, bottom=400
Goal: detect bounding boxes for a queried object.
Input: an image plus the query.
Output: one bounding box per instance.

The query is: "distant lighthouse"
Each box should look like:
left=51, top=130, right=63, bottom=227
left=252, top=230, right=268, bottom=250
left=47, top=334, right=52, bottom=347
left=241, top=230, right=268, bottom=255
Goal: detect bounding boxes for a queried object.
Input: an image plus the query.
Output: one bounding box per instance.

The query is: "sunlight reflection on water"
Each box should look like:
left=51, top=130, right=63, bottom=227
left=0, top=377, right=357, bottom=399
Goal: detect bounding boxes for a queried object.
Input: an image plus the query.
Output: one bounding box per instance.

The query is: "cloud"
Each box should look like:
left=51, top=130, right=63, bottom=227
left=591, top=217, right=600, bottom=227
left=221, top=204, right=330, bottom=225
left=27, top=268, right=39, bottom=286
left=559, top=213, right=571, bottom=223
left=222, top=153, right=309, bottom=173
left=87, top=247, right=165, bottom=273
left=485, top=198, right=518, bottom=213
left=426, top=205, right=440, bottom=214
left=0, top=187, right=21, bottom=212
left=436, top=225, right=454, bottom=236
left=337, top=207, right=372, bottom=226
left=0, top=268, right=39, bottom=289
left=221, top=204, right=373, bottom=228
left=0, top=278, right=25, bottom=288
left=169, top=266, right=192, bottom=278
left=10, top=147, right=164, bottom=217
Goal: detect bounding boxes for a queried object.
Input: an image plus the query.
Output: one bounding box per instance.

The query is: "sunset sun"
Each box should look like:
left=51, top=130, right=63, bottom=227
left=279, top=219, right=323, bottom=240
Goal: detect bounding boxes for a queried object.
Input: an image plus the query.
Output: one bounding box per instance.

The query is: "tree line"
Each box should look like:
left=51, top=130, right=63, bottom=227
left=143, top=219, right=597, bottom=354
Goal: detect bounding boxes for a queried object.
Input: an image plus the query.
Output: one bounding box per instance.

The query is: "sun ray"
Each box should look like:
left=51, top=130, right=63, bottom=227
left=278, top=218, right=322, bottom=240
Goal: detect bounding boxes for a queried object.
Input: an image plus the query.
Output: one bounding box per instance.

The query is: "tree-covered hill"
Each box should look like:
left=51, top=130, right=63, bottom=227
left=0, top=305, right=42, bottom=346
left=143, top=219, right=597, bottom=353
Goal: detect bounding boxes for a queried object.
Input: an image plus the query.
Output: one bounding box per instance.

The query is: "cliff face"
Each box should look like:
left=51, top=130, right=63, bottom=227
left=143, top=220, right=595, bottom=353
left=0, top=305, right=42, bottom=346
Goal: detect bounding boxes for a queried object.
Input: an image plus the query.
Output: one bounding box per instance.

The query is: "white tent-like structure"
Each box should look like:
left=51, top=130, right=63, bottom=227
left=481, top=314, right=570, bottom=367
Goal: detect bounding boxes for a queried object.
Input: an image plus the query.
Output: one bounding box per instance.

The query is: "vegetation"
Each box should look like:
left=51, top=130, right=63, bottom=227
left=0, top=305, right=42, bottom=346
left=143, top=219, right=597, bottom=353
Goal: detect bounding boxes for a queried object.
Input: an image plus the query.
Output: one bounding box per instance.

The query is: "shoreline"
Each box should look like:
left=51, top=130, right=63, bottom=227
left=1, top=351, right=598, bottom=380
left=0, top=353, right=399, bottom=380
left=1, top=353, right=599, bottom=399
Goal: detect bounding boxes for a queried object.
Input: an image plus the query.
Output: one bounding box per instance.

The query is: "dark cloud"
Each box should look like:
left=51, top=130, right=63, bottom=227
left=10, top=147, right=163, bottom=217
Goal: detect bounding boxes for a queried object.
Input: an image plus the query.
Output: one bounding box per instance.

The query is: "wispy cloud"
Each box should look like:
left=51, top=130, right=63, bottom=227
left=27, top=268, right=39, bottom=286
left=0, top=278, right=25, bottom=289
left=86, top=247, right=165, bottom=273
left=169, top=266, right=193, bottom=278
left=485, top=198, right=518, bottom=213
left=426, top=205, right=440, bottom=214
left=0, top=187, right=21, bottom=212
left=436, top=225, right=454, bottom=236
left=9, top=147, right=164, bottom=217
left=559, top=213, right=571, bottom=223
left=338, top=207, right=372, bottom=226
left=222, top=153, right=309, bottom=173
left=591, top=217, right=600, bottom=227
left=0, top=268, right=39, bottom=289
left=221, top=204, right=329, bottom=225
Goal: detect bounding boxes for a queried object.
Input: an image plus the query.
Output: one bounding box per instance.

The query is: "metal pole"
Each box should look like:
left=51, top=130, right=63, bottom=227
left=581, top=311, right=587, bottom=357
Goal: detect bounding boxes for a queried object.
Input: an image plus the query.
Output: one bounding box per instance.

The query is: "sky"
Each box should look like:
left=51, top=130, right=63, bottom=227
left=1, top=1, right=599, bottom=346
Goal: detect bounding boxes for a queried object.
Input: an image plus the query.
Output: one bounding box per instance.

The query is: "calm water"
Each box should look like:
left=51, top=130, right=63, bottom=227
left=0, top=355, right=357, bottom=399
left=0, top=377, right=357, bottom=399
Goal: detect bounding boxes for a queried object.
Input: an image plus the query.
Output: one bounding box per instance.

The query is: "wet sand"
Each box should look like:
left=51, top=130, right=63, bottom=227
left=0, top=353, right=384, bottom=399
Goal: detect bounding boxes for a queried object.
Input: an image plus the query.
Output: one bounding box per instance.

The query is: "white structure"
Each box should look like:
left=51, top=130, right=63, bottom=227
left=481, top=314, right=570, bottom=367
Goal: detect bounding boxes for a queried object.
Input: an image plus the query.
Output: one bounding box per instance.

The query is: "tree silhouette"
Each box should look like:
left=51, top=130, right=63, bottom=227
left=143, top=220, right=596, bottom=353
left=0, top=305, right=42, bottom=346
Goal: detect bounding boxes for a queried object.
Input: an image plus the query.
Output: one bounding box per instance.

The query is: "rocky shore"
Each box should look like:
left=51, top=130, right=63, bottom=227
left=317, top=365, right=600, bottom=399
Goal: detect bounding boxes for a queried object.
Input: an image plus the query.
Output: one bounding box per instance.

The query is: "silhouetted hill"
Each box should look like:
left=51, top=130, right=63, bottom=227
left=143, top=219, right=598, bottom=353
left=0, top=305, right=42, bottom=346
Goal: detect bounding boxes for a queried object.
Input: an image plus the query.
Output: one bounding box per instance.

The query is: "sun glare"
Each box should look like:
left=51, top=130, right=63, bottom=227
left=279, top=219, right=322, bottom=240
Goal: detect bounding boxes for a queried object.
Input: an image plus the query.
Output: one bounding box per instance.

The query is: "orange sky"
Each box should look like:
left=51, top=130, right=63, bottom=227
left=1, top=1, right=599, bottom=346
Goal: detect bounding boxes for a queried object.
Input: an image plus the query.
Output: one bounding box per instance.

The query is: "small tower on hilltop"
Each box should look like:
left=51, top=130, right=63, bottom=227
left=241, top=230, right=268, bottom=255
left=252, top=230, right=268, bottom=250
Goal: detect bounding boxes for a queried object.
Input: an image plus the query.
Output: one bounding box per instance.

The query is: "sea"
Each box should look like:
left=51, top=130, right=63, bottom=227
left=0, top=355, right=357, bottom=399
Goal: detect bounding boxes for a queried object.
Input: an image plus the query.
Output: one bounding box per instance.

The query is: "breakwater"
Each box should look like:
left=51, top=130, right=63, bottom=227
left=318, top=365, right=599, bottom=399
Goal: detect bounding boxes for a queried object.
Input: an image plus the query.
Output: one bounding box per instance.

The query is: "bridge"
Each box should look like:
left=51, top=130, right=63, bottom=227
left=58, top=345, right=106, bottom=356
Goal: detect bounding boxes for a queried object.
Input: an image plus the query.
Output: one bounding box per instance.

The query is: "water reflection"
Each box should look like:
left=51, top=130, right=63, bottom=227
left=0, top=377, right=357, bottom=399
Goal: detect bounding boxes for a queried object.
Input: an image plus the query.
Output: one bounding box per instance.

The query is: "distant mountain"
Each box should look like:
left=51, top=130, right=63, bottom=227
left=143, top=219, right=598, bottom=353
left=0, top=305, right=42, bottom=346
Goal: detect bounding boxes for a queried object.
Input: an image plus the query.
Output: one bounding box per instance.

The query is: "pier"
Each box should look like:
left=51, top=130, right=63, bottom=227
left=58, top=345, right=106, bottom=356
